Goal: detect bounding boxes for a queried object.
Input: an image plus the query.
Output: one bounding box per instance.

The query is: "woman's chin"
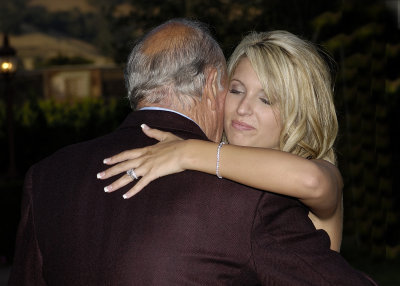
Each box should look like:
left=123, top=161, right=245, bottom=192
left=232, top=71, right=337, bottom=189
left=226, top=138, right=252, bottom=147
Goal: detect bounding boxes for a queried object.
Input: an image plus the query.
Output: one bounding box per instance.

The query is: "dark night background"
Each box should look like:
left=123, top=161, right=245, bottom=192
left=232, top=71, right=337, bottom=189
left=0, top=0, right=399, bottom=284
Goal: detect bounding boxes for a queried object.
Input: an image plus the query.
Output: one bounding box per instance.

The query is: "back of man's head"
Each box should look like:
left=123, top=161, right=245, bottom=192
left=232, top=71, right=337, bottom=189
left=125, top=18, right=226, bottom=110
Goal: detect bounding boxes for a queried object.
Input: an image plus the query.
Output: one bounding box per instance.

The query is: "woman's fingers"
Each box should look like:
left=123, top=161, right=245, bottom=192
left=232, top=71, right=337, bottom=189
left=102, top=124, right=182, bottom=166
left=141, top=124, right=182, bottom=142
left=122, top=174, right=154, bottom=199
left=99, top=125, right=186, bottom=199
left=103, top=164, right=156, bottom=199
left=103, top=148, right=145, bottom=165
left=103, top=173, right=132, bottom=193
left=97, top=159, right=139, bottom=180
left=102, top=125, right=181, bottom=166
left=103, top=162, right=146, bottom=193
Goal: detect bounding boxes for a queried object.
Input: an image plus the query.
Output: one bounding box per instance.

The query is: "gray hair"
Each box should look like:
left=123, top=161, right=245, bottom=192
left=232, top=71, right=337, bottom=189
left=125, top=18, right=226, bottom=110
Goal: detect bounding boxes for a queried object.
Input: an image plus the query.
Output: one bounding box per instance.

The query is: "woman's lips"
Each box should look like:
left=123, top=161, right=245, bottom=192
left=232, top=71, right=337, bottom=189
left=231, top=120, right=254, bottom=131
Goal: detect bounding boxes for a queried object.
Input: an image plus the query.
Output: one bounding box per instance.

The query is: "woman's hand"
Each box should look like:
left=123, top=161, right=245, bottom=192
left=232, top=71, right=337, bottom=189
left=97, top=124, right=187, bottom=199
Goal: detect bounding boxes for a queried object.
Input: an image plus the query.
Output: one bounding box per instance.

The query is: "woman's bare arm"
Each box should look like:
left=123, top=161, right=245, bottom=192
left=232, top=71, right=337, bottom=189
left=185, top=140, right=343, bottom=219
left=98, top=125, right=342, bottom=219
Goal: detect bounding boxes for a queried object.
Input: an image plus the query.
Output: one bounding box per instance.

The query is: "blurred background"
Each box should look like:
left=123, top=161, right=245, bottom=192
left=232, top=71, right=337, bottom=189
left=0, top=0, right=399, bottom=285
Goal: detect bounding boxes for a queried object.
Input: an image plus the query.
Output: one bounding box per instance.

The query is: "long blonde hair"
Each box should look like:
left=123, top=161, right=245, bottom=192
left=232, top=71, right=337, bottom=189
left=227, top=31, right=338, bottom=164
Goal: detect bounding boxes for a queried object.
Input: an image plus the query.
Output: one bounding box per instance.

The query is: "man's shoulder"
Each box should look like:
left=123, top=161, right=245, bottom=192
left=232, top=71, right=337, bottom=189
left=217, top=177, right=304, bottom=211
left=28, top=126, right=129, bottom=188
left=35, top=133, right=111, bottom=168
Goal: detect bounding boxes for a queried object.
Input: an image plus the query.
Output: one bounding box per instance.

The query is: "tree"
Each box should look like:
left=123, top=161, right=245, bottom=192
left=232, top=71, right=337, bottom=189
left=0, top=0, right=27, bottom=33
left=313, top=0, right=400, bottom=259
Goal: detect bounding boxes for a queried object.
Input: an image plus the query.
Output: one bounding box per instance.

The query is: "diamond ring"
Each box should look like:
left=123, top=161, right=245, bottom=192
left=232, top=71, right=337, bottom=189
left=126, top=168, right=138, bottom=180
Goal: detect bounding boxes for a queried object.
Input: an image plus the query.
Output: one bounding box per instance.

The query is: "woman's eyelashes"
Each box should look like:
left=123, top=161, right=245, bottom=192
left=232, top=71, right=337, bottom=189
left=229, top=88, right=243, bottom=94
left=259, top=97, right=271, bottom=105
left=229, top=87, right=272, bottom=105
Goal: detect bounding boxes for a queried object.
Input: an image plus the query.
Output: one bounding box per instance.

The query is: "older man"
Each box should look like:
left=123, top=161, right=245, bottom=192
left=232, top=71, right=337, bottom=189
left=9, top=19, right=375, bottom=285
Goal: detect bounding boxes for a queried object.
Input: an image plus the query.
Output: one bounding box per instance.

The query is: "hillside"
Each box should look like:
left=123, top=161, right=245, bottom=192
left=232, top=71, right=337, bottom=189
left=10, top=32, right=115, bottom=70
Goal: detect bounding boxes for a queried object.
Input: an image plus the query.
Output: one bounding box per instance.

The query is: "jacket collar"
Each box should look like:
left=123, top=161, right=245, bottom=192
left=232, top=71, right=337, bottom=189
left=118, top=110, right=209, bottom=141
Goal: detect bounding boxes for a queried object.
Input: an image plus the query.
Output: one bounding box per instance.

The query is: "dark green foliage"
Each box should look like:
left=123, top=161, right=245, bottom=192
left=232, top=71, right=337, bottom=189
left=0, top=97, right=131, bottom=175
left=89, top=0, right=340, bottom=63
left=314, top=1, right=400, bottom=261
left=0, top=0, right=27, bottom=33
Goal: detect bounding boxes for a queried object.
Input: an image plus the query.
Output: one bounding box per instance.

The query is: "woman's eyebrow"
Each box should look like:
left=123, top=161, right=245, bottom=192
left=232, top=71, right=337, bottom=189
left=230, top=78, right=244, bottom=85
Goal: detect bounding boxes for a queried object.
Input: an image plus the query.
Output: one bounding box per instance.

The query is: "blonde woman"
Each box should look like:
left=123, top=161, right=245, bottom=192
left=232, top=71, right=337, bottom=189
left=97, top=31, right=343, bottom=252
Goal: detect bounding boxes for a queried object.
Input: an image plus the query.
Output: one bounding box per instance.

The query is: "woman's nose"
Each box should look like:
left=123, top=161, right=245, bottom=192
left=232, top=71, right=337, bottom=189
left=236, top=95, right=253, bottom=116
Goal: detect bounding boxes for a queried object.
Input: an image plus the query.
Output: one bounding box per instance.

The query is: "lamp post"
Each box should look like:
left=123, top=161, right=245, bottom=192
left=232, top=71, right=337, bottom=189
left=0, top=33, right=18, bottom=178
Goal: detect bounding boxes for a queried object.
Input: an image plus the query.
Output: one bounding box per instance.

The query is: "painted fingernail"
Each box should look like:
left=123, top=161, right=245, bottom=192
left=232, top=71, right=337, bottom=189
left=141, top=124, right=149, bottom=130
left=104, top=186, right=112, bottom=192
left=97, top=172, right=105, bottom=179
left=103, top=158, right=111, bottom=164
left=123, top=194, right=128, bottom=199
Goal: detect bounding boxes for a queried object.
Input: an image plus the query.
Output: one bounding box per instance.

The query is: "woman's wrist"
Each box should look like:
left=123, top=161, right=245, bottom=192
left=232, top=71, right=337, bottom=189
left=180, top=139, right=197, bottom=170
left=181, top=139, right=216, bottom=174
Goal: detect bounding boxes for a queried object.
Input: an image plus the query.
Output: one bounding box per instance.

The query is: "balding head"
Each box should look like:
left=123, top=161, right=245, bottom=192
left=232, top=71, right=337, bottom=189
left=142, top=22, right=193, bottom=56
left=124, top=18, right=227, bottom=111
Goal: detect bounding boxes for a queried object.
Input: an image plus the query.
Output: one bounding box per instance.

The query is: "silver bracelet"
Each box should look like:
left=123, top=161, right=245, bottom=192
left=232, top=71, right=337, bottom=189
left=216, top=142, right=225, bottom=179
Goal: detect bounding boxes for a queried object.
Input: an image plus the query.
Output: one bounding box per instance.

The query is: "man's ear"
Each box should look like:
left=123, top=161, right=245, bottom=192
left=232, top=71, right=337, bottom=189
left=205, top=68, right=219, bottom=111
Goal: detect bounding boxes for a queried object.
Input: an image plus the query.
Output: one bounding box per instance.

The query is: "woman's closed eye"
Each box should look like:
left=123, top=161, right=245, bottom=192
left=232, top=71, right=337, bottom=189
left=259, top=97, right=271, bottom=105
left=229, top=88, right=244, bottom=94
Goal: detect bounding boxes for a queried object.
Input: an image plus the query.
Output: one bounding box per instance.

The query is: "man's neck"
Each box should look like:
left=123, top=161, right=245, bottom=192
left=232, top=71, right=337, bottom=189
left=138, top=102, right=194, bottom=121
left=139, top=106, right=197, bottom=126
left=137, top=102, right=217, bottom=142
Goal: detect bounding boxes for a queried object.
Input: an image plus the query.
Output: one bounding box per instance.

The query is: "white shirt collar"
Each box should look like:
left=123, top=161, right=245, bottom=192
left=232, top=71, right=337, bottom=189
left=139, top=107, right=200, bottom=128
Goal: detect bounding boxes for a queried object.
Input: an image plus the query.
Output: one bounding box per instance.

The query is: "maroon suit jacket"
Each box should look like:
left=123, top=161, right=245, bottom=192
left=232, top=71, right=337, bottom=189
left=9, top=110, right=376, bottom=285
